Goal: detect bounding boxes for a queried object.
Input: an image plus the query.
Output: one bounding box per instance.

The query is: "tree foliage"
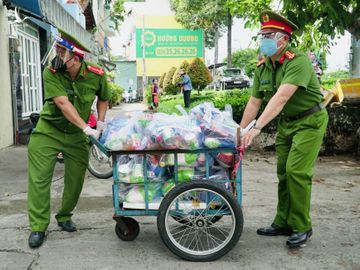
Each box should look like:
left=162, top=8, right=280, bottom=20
left=170, top=0, right=229, bottom=48
left=109, top=0, right=126, bottom=31
left=282, top=0, right=360, bottom=40
left=226, top=0, right=271, bottom=29
left=173, top=60, right=190, bottom=85
left=163, top=67, right=178, bottom=95
left=227, top=0, right=360, bottom=52
left=228, top=48, right=259, bottom=77
left=187, top=58, right=212, bottom=90
left=109, top=82, right=124, bottom=106
left=159, top=72, right=166, bottom=89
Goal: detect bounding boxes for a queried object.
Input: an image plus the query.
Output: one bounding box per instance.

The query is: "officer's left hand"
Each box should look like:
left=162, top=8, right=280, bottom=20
left=83, top=126, right=100, bottom=140
left=241, top=128, right=261, bottom=149
left=96, top=121, right=106, bottom=134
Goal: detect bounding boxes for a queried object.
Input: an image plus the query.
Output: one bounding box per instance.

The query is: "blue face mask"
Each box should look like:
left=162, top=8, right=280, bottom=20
left=260, top=38, right=278, bottom=57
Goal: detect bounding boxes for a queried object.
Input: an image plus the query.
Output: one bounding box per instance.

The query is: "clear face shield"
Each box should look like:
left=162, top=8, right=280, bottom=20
left=41, top=35, right=76, bottom=71
left=257, top=31, right=285, bottom=44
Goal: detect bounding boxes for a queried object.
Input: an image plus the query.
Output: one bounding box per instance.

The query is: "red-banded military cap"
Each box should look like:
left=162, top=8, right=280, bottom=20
left=260, top=10, right=298, bottom=35
left=57, top=28, right=91, bottom=57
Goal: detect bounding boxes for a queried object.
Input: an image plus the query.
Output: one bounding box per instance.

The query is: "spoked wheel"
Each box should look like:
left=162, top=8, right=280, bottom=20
left=171, top=211, right=223, bottom=225
left=115, top=217, right=140, bottom=241
left=157, top=181, right=243, bottom=261
left=88, top=143, right=113, bottom=179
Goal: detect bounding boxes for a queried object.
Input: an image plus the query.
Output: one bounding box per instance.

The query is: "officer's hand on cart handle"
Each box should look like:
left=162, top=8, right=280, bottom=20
left=83, top=126, right=100, bottom=140
left=96, top=121, right=106, bottom=133
left=237, top=120, right=256, bottom=144
left=241, top=126, right=261, bottom=149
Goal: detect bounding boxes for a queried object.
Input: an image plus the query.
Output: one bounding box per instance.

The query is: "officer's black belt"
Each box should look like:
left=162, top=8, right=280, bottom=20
left=283, top=103, right=324, bottom=121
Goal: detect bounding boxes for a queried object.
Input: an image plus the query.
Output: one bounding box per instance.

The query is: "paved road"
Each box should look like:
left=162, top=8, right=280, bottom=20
left=0, top=103, right=359, bottom=269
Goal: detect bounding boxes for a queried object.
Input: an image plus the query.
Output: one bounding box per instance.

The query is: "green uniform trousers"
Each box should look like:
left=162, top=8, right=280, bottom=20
left=273, top=109, right=328, bottom=232
left=27, top=119, right=89, bottom=232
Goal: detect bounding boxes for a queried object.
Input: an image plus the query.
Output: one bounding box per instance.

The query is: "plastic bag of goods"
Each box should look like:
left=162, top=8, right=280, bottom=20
left=120, top=183, right=162, bottom=203
left=102, top=116, right=148, bottom=150
left=145, top=113, right=202, bottom=150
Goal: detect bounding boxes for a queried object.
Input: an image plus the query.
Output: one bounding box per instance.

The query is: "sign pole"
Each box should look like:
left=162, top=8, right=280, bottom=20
left=142, top=15, right=147, bottom=102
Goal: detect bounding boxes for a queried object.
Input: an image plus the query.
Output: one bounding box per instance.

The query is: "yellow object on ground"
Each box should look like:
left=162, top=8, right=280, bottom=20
left=322, top=78, right=360, bottom=106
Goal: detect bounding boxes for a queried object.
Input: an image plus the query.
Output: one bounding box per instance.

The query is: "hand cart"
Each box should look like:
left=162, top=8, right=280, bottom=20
left=91, top=137, right=244, bottom=262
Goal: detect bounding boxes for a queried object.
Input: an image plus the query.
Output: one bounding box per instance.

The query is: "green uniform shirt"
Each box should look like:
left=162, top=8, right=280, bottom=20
left=40, top=61, right=111, bottom=133
left=252, top=45, right=323, bottom=117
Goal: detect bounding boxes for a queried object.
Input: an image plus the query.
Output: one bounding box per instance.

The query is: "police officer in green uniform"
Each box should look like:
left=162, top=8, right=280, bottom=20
left=27, top=29, right=111, bottom=248
left=239, top=11, right=328, bottom=248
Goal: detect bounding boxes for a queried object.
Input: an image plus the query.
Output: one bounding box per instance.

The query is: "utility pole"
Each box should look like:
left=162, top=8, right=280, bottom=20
left=213, top=28, right=219, bottom=90
left=142, top=15, right=147, bottom=102
left=227, top=8, right=232, bottom=68
left=350, top=35, right=360, bottom=78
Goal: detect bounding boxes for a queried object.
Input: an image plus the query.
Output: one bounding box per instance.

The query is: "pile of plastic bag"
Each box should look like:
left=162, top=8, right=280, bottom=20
left=100, top=102, right=239, bottom=151
left=116, top=152, right=232, bottom=204
left=99, top=102, right=239, bottom=204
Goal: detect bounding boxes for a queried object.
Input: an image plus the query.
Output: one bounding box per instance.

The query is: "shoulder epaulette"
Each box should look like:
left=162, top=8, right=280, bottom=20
left=87, top=65, right=104, bottom=76
left=257, top=58, right=266, bottom=67
left=284, top=50, right=296, bottom=60
left=49, top=66, right=57, bottom=73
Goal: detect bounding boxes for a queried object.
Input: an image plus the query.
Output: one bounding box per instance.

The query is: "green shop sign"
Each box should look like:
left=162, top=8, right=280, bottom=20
left=136, top=28, right=204, bottom=58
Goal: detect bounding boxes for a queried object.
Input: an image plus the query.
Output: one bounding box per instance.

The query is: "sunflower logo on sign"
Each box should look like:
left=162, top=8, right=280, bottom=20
left=143, top=31, right=156, bottom=47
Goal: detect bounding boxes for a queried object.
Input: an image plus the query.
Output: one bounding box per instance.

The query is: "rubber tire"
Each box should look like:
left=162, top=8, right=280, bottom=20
left=115, top=217, right=140, bottom=241
left=157, top=180, right=243, bottom=261
left=87, top=144, right=113, bottom=179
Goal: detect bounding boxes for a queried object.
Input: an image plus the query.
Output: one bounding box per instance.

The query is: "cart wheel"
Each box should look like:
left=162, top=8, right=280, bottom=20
left=157, top=181, right=243, bottom=261
left=171, top=212, right=222, bottom=225
left=88, top=144, right=113, bottom=179
left=115, top=217, right=140, bottom=241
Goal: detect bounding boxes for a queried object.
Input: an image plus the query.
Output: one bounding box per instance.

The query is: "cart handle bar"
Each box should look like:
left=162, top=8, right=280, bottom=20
left=232, top=146, right=244, bottom=178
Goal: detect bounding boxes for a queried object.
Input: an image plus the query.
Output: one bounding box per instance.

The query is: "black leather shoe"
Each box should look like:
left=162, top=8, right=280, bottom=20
left=57, top=220, right=77, bottom=232
left=28, top=232, right=45, bottom=248
left=286, top=229, right=313, bottom=248
left=257, top=224, right=292, bottom=236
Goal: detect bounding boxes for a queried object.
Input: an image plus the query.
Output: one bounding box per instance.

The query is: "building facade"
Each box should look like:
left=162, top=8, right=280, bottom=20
left=0, top=0, right=113, bottom=150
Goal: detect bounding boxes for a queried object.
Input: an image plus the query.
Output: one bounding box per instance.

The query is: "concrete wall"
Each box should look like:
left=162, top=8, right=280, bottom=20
left=0, top=4, right=14, bottom=149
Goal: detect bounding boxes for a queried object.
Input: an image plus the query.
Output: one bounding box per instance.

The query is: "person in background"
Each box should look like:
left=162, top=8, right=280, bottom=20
left=177, top=70, right=192, bottom=108
left=152, top=79, right=159, bottom=111
left=27, top=29, right=111, bottom=248
left=239, top=10, right=328, bottom=248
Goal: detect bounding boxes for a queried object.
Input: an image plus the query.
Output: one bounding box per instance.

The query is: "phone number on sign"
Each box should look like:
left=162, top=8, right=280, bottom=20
left=155, top=47, right=198, bottom=57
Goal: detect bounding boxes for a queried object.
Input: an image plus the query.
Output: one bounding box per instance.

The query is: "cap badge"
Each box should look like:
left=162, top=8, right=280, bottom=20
left=262, top=14, right=270, bottom=22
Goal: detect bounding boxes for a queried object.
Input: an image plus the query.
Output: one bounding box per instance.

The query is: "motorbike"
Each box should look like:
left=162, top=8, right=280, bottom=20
left=29, top=113, right=113, bottom=179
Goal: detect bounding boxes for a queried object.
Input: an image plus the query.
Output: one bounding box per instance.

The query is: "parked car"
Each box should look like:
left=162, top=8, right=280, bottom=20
left=217, top=68, right=250, bottom=89
left=208, top=64, right=251, bottom=90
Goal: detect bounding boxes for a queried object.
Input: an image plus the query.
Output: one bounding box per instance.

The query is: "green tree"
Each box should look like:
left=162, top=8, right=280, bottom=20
left=281, top=0, right=360, bottom=77
left=109, top=82, right=124, bottom=106
left=173, top=60, right=190, bottom=85
left=227, top=48, right=259, bottom=77
left=170, top=0, right=233, bottom=66
left=163, top=67, right=178, bottom=95
left=109, top=0, right=126, bottom=31
left=159, top=72, right=166, bottom=89
left=227, top=0, right=359, bottom=76
left=170, top=0, right=228, bottom=48
left=187, top=58, right=212, bottom=90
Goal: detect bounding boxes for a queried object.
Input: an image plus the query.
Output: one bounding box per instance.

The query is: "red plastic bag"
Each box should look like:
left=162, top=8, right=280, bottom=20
left=88, top=113, right=97, bottom=128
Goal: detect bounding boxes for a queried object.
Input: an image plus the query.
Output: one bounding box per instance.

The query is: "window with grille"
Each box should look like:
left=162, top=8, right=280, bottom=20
left=17, top=24, right=43, bottom=118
